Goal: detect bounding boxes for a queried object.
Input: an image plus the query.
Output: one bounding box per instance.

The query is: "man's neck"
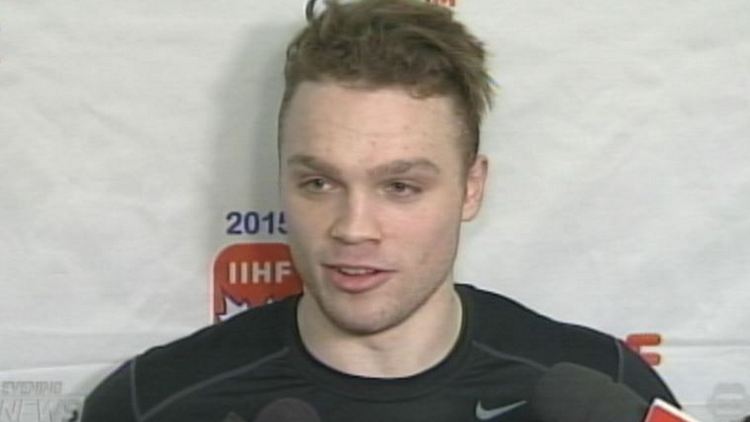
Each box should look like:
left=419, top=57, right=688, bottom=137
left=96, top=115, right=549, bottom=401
left=297, top=282, right=463, bottom=378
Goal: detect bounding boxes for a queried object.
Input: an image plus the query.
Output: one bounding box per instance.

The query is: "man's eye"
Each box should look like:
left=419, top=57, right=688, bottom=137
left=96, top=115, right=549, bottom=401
left=300, top=178, right=333, bottom=192
left=385, top=181, right=421, bottom=197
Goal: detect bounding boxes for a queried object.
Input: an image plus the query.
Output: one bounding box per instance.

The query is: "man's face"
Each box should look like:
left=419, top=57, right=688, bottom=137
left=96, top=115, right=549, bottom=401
left=279, top=81, right=486, bottom=335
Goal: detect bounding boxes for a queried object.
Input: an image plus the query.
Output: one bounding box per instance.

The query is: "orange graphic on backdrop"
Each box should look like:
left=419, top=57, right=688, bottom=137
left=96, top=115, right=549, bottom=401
left=626, top=333, right=663, bottom=366
left=426, top=0, right=457, bottom=7
left=213, top=243, right=303, bottom=322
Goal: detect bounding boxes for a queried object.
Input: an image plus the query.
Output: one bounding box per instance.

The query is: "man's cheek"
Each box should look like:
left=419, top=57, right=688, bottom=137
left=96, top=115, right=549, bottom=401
left=285, top=207, right=319, bottom=237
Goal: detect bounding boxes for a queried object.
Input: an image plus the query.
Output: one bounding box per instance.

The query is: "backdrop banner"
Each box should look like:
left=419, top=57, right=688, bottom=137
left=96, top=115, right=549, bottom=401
left=2, top=1, right=748, bottom=421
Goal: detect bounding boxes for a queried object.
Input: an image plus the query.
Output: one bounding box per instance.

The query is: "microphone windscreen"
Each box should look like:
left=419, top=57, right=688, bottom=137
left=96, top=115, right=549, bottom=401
left=253, top=398, right=322, bottom=422
left=531, top=362, right=649, bottom=422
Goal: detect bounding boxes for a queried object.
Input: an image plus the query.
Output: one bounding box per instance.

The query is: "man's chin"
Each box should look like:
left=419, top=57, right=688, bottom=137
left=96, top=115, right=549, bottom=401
left=317, top=300, right=407, bottom=337
left=328, top=316, right=401, bottom=337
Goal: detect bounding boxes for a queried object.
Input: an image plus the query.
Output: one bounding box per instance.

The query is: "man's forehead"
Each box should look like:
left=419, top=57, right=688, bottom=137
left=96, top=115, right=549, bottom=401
left=282, top=81, right=464, bottom=137
left=279, top=81, right=469, bottom=170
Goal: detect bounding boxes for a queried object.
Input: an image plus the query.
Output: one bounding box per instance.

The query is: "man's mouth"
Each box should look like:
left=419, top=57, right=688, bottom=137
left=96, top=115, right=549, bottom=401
left=322, top=264, right=394, bottom=293
left=334, top=266, right=381, bottom=276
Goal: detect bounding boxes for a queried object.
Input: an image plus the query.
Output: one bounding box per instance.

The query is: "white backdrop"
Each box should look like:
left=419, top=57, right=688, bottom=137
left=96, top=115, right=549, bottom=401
left=1, top=1, right=749, bottom=421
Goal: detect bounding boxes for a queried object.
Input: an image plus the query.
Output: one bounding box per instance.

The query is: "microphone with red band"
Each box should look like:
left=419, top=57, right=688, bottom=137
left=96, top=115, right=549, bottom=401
left=532, top=362, right=699, bottom=422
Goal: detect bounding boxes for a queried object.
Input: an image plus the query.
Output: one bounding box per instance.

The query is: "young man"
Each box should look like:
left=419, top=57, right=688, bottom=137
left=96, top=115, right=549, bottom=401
left=83, top=1, right=677, bottom=420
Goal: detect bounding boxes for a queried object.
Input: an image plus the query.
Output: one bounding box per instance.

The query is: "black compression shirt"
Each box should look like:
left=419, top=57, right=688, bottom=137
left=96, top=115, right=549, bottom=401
left=82, top=284, right=677, bottom=421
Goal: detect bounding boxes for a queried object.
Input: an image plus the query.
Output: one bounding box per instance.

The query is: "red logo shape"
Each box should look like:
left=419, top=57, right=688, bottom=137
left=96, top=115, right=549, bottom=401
left=625, top=333, right=663, bottom=366
left=425, top=0, right=457, bottom=7
left=645, top=399, right=701, bottom=422
left=212, top=243, right=303, bottom=322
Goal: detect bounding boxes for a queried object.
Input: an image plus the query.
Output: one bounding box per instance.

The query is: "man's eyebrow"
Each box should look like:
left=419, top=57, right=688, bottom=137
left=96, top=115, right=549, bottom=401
left=285, top=155, right=440, bottom=178
left=368, top=159, right=440, bottom=177
left=286, top=155, right=343, bottom=178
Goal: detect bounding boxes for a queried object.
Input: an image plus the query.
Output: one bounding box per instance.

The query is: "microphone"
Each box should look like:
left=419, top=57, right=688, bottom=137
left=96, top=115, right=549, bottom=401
left=531, top=362, right=649, bottom=422
left=253, top=397, right=322, bottom=422
left=531, top=362, right=698, bottom=422
left=221, top=398, right=321, bottom=422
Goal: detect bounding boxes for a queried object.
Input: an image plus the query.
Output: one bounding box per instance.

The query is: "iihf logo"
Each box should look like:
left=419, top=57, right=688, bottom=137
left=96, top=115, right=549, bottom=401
left=212, top=243, right=302, bottom=322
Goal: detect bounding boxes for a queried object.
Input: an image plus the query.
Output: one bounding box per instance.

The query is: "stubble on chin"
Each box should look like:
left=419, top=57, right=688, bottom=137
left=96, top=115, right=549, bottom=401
left=300, top=275, right=449, bottom=337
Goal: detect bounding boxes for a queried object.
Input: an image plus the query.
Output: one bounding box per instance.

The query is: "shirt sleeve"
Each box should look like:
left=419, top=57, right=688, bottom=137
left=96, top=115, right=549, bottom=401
left=82, top=360, right=139, bottom=422
left=615, top=339, right=680, bottom=407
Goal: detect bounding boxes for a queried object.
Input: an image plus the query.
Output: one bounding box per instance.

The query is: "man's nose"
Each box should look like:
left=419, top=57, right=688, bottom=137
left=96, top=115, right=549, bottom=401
left=328, top=191, right=382, bottom=244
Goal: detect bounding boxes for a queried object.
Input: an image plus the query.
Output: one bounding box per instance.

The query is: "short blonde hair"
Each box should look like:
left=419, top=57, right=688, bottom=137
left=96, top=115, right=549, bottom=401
left=279, top=0, right=494, bottom=165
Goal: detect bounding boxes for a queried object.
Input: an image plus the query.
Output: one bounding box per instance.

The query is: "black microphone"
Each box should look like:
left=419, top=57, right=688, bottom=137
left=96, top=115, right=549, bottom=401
left=221, top=398, right=321, bottom=422
left=531, top=363, right=702, bottom=422
left=252, top=397, right=321, bottom=422
left=531, top=362, right=651, bottom=422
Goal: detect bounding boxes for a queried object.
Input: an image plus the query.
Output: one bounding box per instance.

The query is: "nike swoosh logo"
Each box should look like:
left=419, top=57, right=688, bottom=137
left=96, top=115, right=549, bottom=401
left=475, top=400, right=527, bottom=420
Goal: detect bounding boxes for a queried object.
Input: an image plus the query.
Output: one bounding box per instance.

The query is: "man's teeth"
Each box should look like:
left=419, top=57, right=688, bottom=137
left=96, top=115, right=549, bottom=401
left=337, top=267, right=377, bottom=275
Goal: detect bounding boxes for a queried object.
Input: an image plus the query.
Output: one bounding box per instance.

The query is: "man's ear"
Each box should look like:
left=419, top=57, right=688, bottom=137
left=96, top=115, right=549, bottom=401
left=461, top=154, right=488, bottom=221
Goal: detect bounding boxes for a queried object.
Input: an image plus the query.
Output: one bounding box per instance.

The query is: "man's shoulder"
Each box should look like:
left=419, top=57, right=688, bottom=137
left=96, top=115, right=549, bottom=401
left=83, top=298, right=296, bottom=422
left=139, top=296, right=293, bottom=368
left=459, top=284, right=677, bottom=404
left=460, top=284, right=621, bottom=373
left=135, top=297, right=294, bottom=390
